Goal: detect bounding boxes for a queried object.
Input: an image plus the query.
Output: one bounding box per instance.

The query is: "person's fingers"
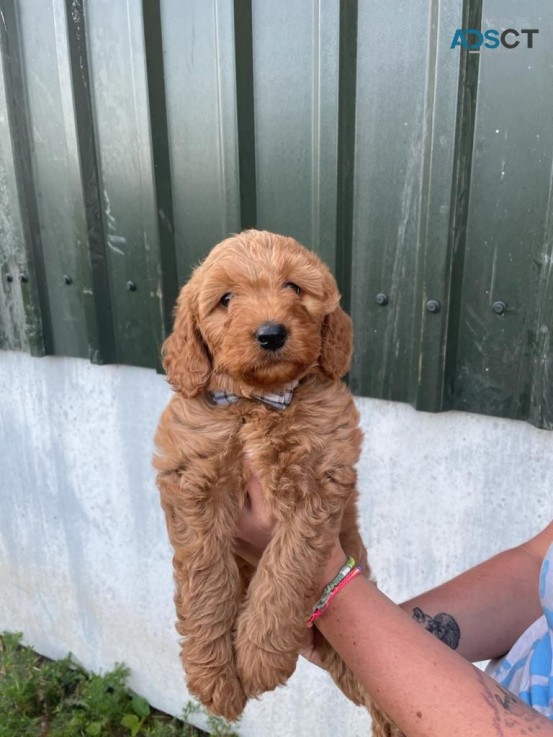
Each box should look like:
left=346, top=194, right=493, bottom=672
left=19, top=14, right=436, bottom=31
left=233, top=539, right=260, bottom=567
left=245, top=467, right=263, bottom=503
left=299, top=628, right=326, bottom=670
left=242, top=458, right=274, bottom=532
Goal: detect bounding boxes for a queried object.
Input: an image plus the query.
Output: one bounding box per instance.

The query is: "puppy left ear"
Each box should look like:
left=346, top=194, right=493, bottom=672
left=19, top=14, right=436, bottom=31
left=319, top=302, right=353, bottom=380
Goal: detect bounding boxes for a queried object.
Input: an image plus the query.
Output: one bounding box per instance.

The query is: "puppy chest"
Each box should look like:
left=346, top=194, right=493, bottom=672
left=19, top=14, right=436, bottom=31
left=237, top=400, right=361, bottom=473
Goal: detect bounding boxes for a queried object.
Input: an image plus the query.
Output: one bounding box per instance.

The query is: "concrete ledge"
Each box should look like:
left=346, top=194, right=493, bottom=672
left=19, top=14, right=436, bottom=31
left=0, top=351, right=549, bottom=736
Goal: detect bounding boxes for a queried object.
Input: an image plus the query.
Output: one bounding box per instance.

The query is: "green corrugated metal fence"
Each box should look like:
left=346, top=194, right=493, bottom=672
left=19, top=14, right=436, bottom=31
left=1, top=0, right=553, bottom=428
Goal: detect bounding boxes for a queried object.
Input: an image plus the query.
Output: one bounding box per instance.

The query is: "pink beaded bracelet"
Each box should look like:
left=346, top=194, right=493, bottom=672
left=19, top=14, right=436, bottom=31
left=306, top=564, right=362, bottom=627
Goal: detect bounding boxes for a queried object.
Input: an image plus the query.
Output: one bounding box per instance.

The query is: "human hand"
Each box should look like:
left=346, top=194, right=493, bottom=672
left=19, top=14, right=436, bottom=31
left=234, top=461, right=275, bottom=566
left=234, top=460, right=348, bottom=670
left=235, top=463, right=346, bottom=577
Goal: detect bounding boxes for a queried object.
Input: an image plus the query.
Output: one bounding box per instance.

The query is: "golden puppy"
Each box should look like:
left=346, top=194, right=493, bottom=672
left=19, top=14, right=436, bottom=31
left=154, top=230, right=390, bottom=729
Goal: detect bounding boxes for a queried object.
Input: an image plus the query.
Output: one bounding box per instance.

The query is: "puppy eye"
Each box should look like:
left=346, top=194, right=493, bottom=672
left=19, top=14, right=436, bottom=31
left=220, top=293, right=232, bottom=308
left=283, top=282, right=301, bottom=295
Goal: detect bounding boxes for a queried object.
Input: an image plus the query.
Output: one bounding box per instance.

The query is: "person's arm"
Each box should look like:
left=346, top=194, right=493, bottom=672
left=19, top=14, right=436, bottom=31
left=400, top=520, right=553, bottom=662
left=235, top=475, right=553, bottom=735
left=238, top=485, right=553, bottom=664
left=317, top=542, right=553, bottom=737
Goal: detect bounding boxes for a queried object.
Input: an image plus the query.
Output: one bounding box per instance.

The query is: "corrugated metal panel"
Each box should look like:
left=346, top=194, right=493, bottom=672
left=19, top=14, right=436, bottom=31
left=1, top=0, right=552, bottom=428
left=349, top=0, right=467, bottom=411
left=452, top=0, right=553, bottom=427
left=161, top=0, right=241, bottom=273
left=84, top=0, right=166, bottom=367
left=0, top=0, right=49, bottom=356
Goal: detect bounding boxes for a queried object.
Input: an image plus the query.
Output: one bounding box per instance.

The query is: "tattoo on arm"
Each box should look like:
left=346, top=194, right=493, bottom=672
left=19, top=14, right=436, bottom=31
left=476, top=671, right=547, bottom=734
left=412, top=607, right=461, bottom=650
left=494, top=684, right=529, bottom=717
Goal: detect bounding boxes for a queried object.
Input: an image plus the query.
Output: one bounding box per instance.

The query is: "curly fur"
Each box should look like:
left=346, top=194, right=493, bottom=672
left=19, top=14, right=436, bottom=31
left=153, top=230, right=400, bottom=735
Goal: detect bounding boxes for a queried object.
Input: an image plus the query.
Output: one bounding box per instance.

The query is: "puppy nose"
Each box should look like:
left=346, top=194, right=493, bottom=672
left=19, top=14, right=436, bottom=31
left=256, top=322, right=288, bottom=351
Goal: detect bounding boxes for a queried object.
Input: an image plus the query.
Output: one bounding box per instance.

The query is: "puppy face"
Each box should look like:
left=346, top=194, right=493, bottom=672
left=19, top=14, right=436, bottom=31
left=163, top=230, right=353, bottom=396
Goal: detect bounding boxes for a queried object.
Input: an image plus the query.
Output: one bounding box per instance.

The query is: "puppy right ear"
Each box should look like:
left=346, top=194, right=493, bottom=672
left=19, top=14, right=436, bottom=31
left=162, top=282, right=211, bottom=397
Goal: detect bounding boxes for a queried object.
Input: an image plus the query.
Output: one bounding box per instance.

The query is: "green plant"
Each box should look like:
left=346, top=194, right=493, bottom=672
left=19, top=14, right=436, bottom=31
left=0, top=633, right=239, bottom=737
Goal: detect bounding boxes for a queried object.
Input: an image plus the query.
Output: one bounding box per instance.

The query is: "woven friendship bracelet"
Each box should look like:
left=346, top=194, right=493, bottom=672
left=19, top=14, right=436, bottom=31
left=311, top=556, right=355, bottom=616
left=306, top=557, right=362, bottom=627
left=306, top=565, right=362, bottom=627
left=322, top=556, right=356, bottom=597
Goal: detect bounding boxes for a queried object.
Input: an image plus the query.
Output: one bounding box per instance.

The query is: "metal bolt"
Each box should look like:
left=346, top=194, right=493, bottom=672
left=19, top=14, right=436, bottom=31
left=6, top=273, right=13, bottom=283
left=426, top=299, right=441, bottom=314
left=375, top=293, right=389, bottom=306
left=492, top=300, right=507, bottom=315
left=19, top=273, right=29, bottom=283
left=126, top=280, right=137, bottom=292
left=63, top=274, right=73, bottom=285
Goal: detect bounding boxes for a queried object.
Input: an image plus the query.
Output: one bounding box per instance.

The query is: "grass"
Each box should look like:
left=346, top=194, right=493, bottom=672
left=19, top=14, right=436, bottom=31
left=0, top=632, right=239, bottom=737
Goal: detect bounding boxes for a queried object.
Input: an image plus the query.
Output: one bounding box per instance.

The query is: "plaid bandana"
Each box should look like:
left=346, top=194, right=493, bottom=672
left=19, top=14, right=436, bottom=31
left=210, top=381, right=299, bottom=411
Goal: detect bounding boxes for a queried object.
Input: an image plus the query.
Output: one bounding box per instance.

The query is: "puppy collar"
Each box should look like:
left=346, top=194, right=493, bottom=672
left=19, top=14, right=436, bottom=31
left=210, top=380, right=299, bottom=411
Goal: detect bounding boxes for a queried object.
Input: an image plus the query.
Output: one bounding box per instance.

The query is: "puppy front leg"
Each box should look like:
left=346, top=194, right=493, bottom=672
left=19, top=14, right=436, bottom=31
left=235, top=499, right=340, bottom=698
left=159, top=478, right=246, bottom=721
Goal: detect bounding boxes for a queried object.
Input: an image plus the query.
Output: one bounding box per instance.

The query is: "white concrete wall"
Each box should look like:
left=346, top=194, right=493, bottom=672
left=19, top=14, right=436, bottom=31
left=1, top=350, right=551, bottom=736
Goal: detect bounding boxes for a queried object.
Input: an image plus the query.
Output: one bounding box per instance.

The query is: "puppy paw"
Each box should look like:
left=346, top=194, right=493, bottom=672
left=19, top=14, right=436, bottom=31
left=314, top=635, right=367, bottom=706
left=235, top=634, right=298, bottom=698
left=183, top=636, right=246, bottom=721
left=333, top=671, right=367, bottom=707
left=188, top=665, right=246, bottom=722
